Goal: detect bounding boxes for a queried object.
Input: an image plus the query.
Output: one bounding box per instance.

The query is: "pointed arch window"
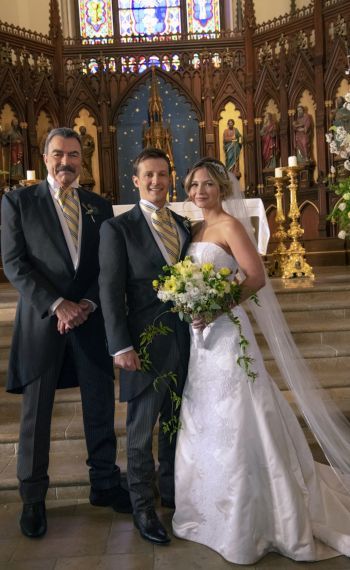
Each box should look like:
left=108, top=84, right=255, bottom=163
left=186, top=0, right=220, bottom=35
left=77, top=1, right=222, bottom=43
left=118, top=1, right=182, bottom=40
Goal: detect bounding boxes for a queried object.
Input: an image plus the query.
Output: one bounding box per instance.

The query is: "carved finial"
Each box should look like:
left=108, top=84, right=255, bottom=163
left=243, top=0, right=256, bottom=29
left=49, top=0, right=63, bottom=40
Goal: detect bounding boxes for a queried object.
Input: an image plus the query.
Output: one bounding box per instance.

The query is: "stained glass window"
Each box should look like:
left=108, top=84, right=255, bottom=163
left=79, top=0, right=114, bottom=43
left=186, top=0, right=220, bottom=35
left=118, top=1, right=181, bottom=40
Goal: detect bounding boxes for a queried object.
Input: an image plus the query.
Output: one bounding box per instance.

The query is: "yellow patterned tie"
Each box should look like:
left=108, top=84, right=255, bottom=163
left=142, top=203, right=180, bottom=265
left=57, top=186, right=79, bottom=250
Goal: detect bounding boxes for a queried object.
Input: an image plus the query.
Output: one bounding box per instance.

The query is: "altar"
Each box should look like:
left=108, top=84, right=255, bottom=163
left=112, top=198, right=270, bottom=255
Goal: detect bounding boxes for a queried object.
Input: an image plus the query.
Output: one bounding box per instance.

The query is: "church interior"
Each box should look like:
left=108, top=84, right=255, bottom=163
left=1, top=1, right=350, bottom=568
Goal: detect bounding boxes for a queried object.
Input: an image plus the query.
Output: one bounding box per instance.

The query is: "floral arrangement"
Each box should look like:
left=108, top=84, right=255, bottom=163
left=328, top=178, right=350, bottom=239
left=139, top=257, right=259, bottom=441
left=153, top=256, right=258, bottom=382
left=326, top=93, right=350, bottom=238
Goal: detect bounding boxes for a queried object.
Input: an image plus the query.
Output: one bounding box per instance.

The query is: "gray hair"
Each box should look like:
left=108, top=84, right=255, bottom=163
left=44, top=127, right=82, bottom=155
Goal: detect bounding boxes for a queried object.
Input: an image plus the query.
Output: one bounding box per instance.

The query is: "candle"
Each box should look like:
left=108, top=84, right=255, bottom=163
left=275, top=167, right=283, bottom=178
left=26, top=170, right=36, bottom=180
left=288, top=156, right=298, bottom=167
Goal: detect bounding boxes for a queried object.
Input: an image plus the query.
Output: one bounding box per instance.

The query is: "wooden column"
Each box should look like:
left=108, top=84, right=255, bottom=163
left=313, top=0, right=328, bottom=235
left=243, top=0, right=256, bottom=192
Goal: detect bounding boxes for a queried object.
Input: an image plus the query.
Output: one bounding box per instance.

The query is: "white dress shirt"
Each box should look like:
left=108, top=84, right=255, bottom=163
left=47, top=175, right=95, bottom=315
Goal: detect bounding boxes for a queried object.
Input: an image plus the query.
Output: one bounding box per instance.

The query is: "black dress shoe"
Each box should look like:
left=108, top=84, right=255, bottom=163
left=20, top=502, right=47, bottom=538
left=133, top=507, right=170, bottom=545
left=90, top=485, right=132, bottom=514
left=161, top=498, right=175, bottom=509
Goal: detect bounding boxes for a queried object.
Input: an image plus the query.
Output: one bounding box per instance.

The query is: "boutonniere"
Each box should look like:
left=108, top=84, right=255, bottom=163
left=183, top=217, right=192, bottom=232
left=82, top=203, right=99, bottom=223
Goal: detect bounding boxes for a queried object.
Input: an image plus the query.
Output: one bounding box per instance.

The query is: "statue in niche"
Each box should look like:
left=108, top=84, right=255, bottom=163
left=260, top=112, right=280, bottom=169
left=223, top=119, right=242, bottom=176
left=292, top=105, right=312, bottom=163
left=331, top=96, right=350, bottom=133
left=5, top=118, right=24, bottom=180
left=79, top=125, right=95, bottom=185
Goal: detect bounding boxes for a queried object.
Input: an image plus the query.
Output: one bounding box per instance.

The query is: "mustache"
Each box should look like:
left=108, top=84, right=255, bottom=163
left=56, top=165, right=75, bottom=173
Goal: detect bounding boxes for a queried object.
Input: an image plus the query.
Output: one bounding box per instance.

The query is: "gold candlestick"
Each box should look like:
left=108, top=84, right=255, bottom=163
left=282, top=166, right=314, bottom=279
left=268, top=175, right=288, bottom=277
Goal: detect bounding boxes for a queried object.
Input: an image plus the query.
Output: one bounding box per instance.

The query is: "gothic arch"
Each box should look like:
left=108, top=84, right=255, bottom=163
left=65, top=76, right=101, bottom=127
left=213, top=70, right=247, bottom=120
left=111, top=67, right=202, bottom=124
left=324, top=38, right=348, bottom=100
left=33, top=75, right=59, bottom=126
left=288, top=52, right=315, bottom=109
left=0, top=68, right=26, bottom=122
left=254, top=64, right=280, bottom=118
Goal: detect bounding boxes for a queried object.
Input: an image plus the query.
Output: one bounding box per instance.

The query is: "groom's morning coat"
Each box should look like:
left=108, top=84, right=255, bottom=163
left=1, top=180, right=114, bottom=393
left=99, top=203, right=191, bottom=402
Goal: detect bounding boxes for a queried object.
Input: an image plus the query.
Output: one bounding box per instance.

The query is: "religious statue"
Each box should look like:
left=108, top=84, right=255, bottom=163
left=223, top=119, right=242, bottom=176
left=5, top=118, right=24, bottom=180
left=292, top=105, right=312, bottom=164
left=79, top=125, right=95, bottom=185
left=260, top=112, right=280, bottom=169
left=331, top=96, right=350, bottom=133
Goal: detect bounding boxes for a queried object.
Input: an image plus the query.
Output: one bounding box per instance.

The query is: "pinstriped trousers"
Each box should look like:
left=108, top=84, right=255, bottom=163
left=17, top=334, right=120, bottom=504
left=126, top=358, right=187, bottom=513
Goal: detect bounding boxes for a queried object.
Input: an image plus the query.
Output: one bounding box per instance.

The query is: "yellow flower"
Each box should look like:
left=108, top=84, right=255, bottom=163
left=218, top=267, right=231, bottom=277
left=152, top=280, right=159, bottom=288
left=202, top=263, right=214, bottom=272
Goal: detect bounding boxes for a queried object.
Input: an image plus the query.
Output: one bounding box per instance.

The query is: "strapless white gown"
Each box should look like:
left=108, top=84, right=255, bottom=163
left=172, top=242, right=350, bottom=565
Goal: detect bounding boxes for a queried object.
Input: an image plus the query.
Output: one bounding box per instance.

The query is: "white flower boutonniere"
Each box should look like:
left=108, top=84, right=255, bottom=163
left=82, top=203, right=99, bottom=223
left=182, top=217, right=192, bottom=233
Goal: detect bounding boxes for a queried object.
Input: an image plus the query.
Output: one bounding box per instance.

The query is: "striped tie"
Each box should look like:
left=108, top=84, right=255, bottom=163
left=57, top=186, right=79, bottom=250
left=142, top=204, right=180, bottom=265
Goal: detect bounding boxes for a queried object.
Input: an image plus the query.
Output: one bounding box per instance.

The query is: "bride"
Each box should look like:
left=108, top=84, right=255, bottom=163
left=172, top=158, right=350, bottom=565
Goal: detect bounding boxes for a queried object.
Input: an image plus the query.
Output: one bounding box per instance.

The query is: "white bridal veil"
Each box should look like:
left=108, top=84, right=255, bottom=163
left=196, top=158, right=350, bottom=483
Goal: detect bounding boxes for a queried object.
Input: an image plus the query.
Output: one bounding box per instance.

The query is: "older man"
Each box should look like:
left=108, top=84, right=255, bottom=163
left=1, top=127, right=131, bottom=538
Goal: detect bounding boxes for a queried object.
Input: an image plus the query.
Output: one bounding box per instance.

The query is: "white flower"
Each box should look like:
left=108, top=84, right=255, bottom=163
left=344, top=160, right=350, bottom=171
left=338, top=230, right=347, bottom=239
left=345, top=93, right=350, bottom=103
left=338, top=202, right=346, bottom=211
left=343, top=192, right=350, bottom=201
left=330, top=165, right=336, bottom=174
left=325, top=133, right=332, bottom=143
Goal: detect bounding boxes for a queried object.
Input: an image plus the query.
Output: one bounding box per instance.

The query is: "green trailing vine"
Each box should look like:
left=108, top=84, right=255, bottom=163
left=139, top=320, right=181, bottom=443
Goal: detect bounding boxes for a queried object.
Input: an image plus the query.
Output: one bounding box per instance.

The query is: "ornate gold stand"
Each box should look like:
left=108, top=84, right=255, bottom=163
left=268, top=175, right=288, bottom=277
left=282, top=166, right=314, bottom=279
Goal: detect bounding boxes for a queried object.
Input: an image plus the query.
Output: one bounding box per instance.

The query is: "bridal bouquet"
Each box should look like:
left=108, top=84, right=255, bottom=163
left=153, top=256, right=258, bottom=382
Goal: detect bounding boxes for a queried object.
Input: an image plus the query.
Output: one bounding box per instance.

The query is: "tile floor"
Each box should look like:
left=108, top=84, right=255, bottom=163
left=0, top=500, right=349, bottom=570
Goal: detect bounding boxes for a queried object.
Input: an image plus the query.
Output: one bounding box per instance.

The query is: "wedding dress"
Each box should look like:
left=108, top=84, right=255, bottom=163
left=172, top=241, right=350, bottom=565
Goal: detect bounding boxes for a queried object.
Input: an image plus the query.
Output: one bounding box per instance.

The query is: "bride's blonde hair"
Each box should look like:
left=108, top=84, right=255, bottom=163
left=184, top=158, right=233, bottom=200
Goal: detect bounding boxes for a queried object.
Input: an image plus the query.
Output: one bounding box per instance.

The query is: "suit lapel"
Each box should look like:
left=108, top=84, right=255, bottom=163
left=77, top=189, right=98, bottom=271
left=36, top=181, right=74, bottom=272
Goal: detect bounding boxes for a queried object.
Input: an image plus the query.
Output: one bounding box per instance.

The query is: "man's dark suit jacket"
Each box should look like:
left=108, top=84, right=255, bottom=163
left=1, top=180, right=114, bottom=393
left=99, top=203, right=191, bottom=402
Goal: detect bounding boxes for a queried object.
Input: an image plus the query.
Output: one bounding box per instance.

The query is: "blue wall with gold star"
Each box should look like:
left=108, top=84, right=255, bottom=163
left=116, top=75, right=200, bottom=203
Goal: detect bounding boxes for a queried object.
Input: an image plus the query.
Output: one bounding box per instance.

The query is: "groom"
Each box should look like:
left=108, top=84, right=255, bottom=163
left=99, top=148, right=190, bottom=544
